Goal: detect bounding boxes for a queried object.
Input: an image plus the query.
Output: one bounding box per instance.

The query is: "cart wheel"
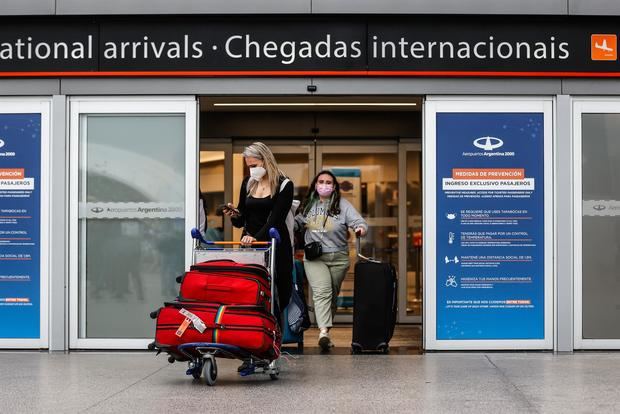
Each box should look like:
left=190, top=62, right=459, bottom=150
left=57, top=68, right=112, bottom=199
left=267, top=359, right=279, bottom=380
left=191, top=361, right=203, bottom=379
left=203, top=358, right=217, bottom=386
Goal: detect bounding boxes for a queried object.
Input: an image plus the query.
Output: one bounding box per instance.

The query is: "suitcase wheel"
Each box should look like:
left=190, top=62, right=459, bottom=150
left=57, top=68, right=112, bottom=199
left=351, top=344, right=362, bottom=355
left=203, top=358, right=217, bottom=386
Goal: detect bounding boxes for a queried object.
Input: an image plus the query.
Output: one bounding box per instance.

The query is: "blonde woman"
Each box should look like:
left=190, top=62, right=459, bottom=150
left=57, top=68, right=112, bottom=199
left=223, top=142, right=294, bottom=316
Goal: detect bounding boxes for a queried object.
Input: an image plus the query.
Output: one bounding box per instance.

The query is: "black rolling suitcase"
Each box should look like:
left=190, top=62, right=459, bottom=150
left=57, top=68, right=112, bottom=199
left=351, top=237, right=397, bottom=354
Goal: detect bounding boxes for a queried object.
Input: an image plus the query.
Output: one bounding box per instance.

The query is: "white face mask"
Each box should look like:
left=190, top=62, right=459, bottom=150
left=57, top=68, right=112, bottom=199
left=249, top=166, right=267, bottom=181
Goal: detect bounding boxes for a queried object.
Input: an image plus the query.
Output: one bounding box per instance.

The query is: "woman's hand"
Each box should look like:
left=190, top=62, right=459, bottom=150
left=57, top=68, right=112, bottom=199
left=222, top=203, right=240, bottom=217
left=241, top=235, right=256, bottom=245
left=355, top=226, right=367, bottom=237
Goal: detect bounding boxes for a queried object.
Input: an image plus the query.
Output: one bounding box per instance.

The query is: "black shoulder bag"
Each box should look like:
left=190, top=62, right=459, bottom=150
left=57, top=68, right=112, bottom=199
left=304, top=214, right=329, bottom=261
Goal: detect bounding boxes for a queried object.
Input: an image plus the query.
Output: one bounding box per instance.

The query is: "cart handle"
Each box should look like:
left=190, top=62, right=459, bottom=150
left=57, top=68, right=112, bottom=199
left=268, top=228, right=281, bottom=245
left=191, top=227, right=271, bottom=246
left=190, top=227, right=208, bottom=245
left=208, top=231, right=279, bottom=246
left=204, top=241, right=271, bottom=246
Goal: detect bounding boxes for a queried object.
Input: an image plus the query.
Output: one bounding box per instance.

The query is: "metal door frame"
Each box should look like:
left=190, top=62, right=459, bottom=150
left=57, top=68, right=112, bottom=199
left=69, top=96, right=197, bottom=349
left=573, top=99, right=620, bottom=349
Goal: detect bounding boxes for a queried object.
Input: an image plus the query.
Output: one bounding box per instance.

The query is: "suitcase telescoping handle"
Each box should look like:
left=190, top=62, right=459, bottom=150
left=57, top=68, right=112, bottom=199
left=355, top=233, right=381, bottom=264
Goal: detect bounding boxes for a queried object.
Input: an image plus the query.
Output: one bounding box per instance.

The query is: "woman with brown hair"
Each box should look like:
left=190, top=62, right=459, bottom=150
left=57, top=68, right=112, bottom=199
left=295, top=170, right=367, bottom=351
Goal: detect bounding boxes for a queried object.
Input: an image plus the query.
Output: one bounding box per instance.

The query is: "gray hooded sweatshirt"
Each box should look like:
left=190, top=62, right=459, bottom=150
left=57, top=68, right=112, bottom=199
left=295, top=198, right=368, bottom=253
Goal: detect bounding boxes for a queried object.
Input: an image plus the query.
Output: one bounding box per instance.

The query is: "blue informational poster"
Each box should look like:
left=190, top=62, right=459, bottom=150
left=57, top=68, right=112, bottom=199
left=436, top=113, right=544, bottom=340
left=0, top=114, right=41, bottom=339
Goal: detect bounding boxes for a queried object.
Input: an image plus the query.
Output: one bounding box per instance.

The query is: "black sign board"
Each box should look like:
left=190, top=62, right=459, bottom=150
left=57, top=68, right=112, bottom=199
left=0, top=16, right=619, bottom=77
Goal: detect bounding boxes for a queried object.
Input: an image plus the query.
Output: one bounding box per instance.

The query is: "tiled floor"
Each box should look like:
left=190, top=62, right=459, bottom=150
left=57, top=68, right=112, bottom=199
left=293, top=325, right=421, bottom=355
left=2, top=350, right=620, bottom=413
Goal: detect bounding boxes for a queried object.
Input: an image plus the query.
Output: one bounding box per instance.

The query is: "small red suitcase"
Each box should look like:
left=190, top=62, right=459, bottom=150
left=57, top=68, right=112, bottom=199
left=154, top=301, right=280, bottom=360
left=177, top=260, right=271, bottom=307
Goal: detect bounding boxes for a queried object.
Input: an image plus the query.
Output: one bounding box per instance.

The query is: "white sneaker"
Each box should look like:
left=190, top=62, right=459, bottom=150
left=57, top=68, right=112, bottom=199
left=318, top=330, right=333, bottom=351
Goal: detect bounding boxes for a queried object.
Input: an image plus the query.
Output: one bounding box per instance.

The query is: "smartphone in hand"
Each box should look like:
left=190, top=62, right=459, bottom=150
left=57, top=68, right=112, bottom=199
left=220, top=203, right=240, bottom=216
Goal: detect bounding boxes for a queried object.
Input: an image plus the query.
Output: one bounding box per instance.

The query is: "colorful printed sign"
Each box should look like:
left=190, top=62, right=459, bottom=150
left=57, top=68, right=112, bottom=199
left=436, top=113, right=545, bottom=340
left=0, top=114, right=41, bottom=338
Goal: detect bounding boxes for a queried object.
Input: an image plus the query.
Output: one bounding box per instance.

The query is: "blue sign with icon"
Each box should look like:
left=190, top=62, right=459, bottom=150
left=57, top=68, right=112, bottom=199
left=436, top=112, right=545, bottom=340
left=0, top=114, right=41, bottom=339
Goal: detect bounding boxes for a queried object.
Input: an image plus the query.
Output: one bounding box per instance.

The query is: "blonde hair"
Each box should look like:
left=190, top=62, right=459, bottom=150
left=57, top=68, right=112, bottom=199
left=242, top=142, right=285, bottom=196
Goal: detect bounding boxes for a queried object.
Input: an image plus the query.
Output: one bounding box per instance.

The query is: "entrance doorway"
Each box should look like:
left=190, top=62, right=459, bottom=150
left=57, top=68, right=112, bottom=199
left=198, top=96, right=423, bottom=329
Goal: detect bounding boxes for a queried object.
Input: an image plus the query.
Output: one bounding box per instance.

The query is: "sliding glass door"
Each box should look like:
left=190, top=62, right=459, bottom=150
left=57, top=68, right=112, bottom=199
left=574, top=100, right=620, bottom=349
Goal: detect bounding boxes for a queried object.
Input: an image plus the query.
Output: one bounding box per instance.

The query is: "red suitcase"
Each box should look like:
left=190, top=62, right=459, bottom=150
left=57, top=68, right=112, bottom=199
left=177, top=260, right=271, bottom=308
left=154, top=301, right=280, bottom=360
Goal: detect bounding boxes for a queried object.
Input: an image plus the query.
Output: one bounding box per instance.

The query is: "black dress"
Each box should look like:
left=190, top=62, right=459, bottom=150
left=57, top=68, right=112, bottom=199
left=231, top=176, right=294, bottom=317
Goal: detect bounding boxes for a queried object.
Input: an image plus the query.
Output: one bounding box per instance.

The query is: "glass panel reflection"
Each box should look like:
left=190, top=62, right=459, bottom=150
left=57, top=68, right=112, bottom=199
left=406, top=151, right=422, bottom=316
left=200, top=151, right=225, bottom=241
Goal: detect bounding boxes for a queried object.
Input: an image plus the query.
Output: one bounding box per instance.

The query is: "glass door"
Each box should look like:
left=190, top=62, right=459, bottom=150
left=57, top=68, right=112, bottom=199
left=574, top=100, right=620, bottom=349
left=211, top=140, right=421, bottom=326
left=317, top=144, right=399, bottom=322
left=69, top=98, right=197, bottom=349
left=399, top=143, right=423, bottom=323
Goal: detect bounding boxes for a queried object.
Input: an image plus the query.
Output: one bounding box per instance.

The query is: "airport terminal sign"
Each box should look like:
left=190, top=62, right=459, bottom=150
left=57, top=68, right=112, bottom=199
left=0, top=16, right=619, bottom=75
left=435, top=113, right=545, bottom=340
left=0, top=114, right=41, bottom=339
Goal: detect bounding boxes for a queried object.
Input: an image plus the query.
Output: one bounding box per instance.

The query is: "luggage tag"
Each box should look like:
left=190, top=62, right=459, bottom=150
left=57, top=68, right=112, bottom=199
left=179, top=308, right=207, bottom=333
left=175, top=318, right=191, bottom=337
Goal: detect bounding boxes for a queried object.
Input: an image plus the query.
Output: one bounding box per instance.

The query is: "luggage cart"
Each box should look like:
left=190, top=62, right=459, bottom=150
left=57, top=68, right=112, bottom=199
left=179, top=227, right=282, bottom=386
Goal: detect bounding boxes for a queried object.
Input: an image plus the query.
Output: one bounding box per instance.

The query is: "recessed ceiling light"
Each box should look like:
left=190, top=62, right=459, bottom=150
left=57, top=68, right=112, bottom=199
left=212, top=102, right=417, bottom=107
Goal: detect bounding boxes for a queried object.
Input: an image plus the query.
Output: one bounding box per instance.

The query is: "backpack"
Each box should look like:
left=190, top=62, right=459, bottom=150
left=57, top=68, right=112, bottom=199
left=247, top=177, right=299, bottom=250
left=285, top=259, right=311, bottom=335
